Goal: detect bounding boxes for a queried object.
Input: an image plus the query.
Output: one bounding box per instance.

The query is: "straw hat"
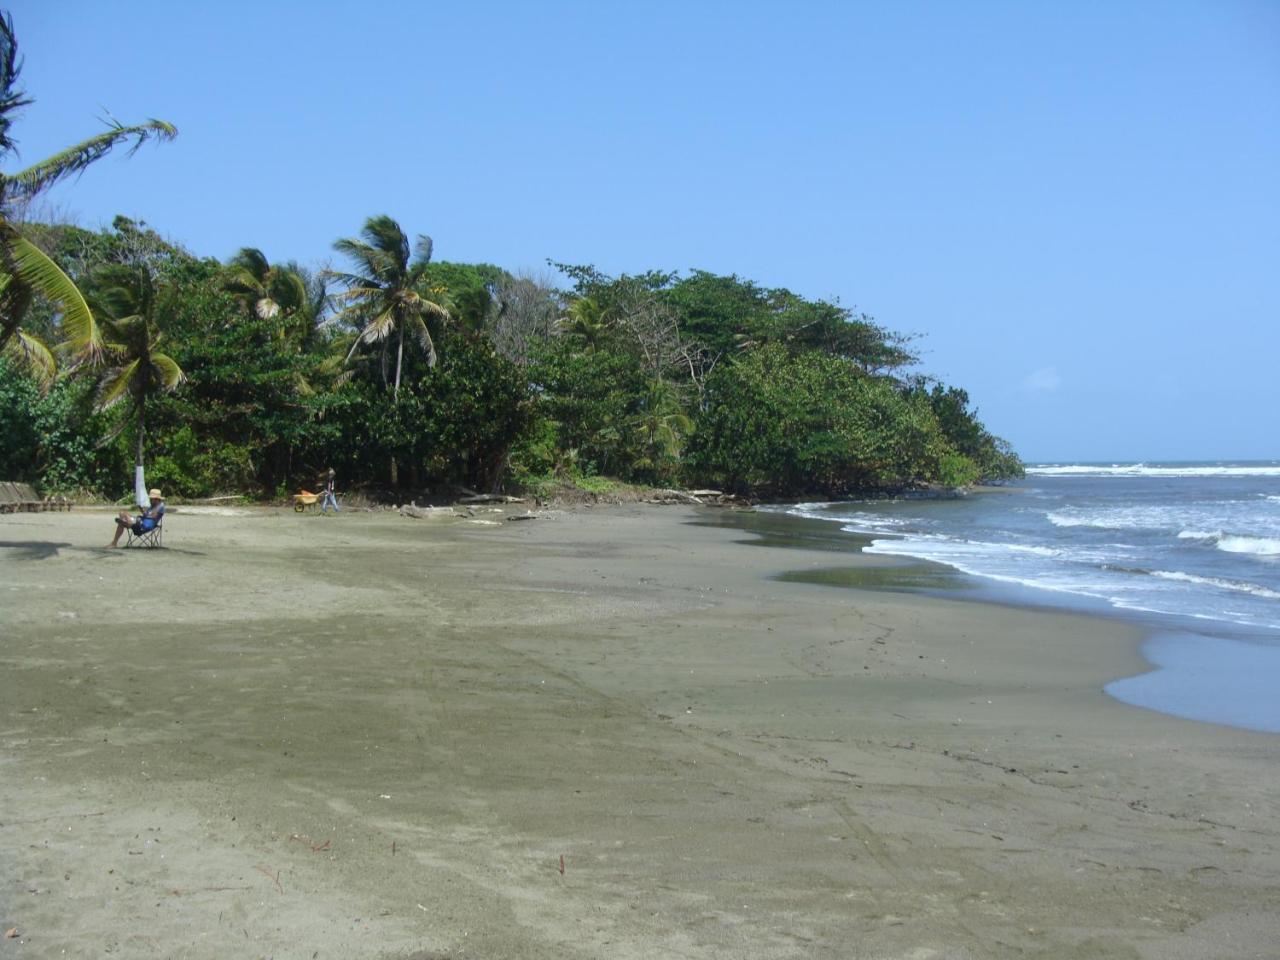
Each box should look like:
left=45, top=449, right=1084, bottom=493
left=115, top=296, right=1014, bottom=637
left=148, top=488, right=163, bottom=499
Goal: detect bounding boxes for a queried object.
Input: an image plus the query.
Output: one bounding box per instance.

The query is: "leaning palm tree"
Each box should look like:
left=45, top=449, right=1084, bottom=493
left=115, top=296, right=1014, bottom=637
left=323, top=215, right=451, bottom=399
left=85, top=266, right=184, bottom=505
left=0, top=12, right=175, bottom=384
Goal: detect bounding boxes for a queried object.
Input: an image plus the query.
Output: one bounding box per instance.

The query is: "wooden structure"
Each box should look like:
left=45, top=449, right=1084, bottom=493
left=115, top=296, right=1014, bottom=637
left=0, top=482, right=73, bottom=513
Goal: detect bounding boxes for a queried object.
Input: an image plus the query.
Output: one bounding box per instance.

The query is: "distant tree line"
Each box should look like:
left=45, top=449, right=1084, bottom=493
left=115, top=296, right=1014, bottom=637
left=1, top=214, right=1022, bottom=500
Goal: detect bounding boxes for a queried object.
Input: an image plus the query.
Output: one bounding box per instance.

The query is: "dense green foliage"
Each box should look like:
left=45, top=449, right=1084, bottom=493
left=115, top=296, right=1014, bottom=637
left=2, top=221, right=1022, bottom=501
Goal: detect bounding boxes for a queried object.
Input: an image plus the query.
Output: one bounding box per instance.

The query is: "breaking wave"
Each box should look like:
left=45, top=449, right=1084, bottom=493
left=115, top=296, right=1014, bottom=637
left=1029, top=463, right=1280, bottom=478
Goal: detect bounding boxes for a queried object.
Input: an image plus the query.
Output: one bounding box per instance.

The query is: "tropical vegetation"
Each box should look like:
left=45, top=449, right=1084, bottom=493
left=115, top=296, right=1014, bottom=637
left=0, top=12, right=1021, bottom=503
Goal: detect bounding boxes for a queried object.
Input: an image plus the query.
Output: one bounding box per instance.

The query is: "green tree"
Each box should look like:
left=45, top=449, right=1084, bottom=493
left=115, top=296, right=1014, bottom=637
left=418, top=261, right=507, bottom=332
left=326, top=215, right=451, bottom=398
left=0, top=14, right=174, bottom=383
left=627, top=378, right=693, bottom=482
left=0, top=356, right=122, bottom=493
left=325, top=215, right=454, bottom=487
left=84, top=266, right=185, bottom=500
left=224, top=247, right=326, bottom=348
left=689, top=344, right=950, bottom=496
left=560, top=295, right=607, bottom=352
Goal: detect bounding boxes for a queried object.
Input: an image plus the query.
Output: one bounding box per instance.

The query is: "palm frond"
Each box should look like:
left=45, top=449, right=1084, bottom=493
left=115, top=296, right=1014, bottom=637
left=8, top=235, right=99, bottom=358
left=359, top=308, right=397, bottom=344
left=413, top=234, right=433, bottom=266
left=6, top=119, right=177, bottom=203
left=330, top=238, right=401, bottom=284
left=94, top=358, right=140, bottom=411
left=418, top=298, right=451, bottom=323
left=227, top=247, right=270, bottom=281
left=409, top=317, right=437, bottom=368
left=148, top=351, right=185, bottom=391
left=2, top=327, right=55, bottom=386
left=327, top=286, right=380, bottom=304
left=272, top=270, right=308, bottom=313
left=319, top=268, right=377, bottom=292
left=220, top=273, right=259, bottom=297
left=0, top=13, right=33, bottom=159
left=360, top=215, right=410, bottom=269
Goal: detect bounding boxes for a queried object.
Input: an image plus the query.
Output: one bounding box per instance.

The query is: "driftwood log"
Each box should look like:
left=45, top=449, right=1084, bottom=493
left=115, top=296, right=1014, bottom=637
left=648, top=488, right=742, bottom=507
left=399, top=504, right=462, bottom=520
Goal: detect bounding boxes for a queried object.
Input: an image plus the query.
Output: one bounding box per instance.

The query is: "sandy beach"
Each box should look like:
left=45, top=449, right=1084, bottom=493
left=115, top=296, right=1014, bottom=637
left=2, top=504, right=1278, bottom=959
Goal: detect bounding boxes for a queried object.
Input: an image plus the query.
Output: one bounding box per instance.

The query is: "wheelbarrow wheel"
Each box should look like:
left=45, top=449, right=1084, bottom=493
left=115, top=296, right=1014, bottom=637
left=294, top=500, right=305, bottom=513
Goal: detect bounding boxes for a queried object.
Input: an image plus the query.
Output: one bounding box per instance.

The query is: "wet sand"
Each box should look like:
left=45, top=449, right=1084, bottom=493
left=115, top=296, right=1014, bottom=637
left=2, top=505, right=1278, bottom=959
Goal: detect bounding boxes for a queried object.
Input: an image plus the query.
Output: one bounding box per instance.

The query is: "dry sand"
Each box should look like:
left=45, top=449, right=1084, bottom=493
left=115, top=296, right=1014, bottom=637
left=1, top=504, right=1278, bottom=959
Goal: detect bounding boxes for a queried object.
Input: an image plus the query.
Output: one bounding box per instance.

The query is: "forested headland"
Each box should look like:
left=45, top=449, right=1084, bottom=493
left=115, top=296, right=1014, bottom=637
left=0, top=15, right=1020, bottom=504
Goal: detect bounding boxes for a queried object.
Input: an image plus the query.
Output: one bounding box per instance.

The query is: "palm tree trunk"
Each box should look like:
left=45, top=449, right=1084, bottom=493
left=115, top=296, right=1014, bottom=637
left=394, top=323, right=405, bottom=398
left=135, top=396, right=147, bottom=506
left=390, top=323, right=405, bottom=489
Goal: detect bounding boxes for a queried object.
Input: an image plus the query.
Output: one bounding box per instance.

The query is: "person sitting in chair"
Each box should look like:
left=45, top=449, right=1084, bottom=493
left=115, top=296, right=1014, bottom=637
left=107, top=488, right=165, bottom=548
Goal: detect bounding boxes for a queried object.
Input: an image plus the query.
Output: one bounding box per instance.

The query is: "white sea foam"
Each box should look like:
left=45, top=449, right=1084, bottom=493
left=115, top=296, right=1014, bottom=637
left=860, top=533, right=1280, bottom=629
left=1049, top=505, right=1192, bottom=531
left=1216, top=535, right=1280, bottom=558
left=860, top=537, right=1086, bottom=594
left=1029, top=463, right=1280, bottom=478
left=783, top=503, right=915, bottom=533
left=1150, top=570, right=1280, bottom=600
left=1174, top=529, right=1280, bottom=558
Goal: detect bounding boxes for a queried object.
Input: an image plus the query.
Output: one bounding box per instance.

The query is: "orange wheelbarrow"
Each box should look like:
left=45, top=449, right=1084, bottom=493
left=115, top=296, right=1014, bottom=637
left=293, top=490, right=320, bottom=513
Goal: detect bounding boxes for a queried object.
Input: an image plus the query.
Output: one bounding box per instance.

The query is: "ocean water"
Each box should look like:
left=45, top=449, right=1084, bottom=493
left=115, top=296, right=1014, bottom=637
left=770, top=462, right=1280, bottom=733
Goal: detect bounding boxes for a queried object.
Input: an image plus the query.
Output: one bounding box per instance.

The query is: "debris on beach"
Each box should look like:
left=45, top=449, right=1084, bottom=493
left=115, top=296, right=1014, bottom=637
left=399, top=503, right=462, bottom=520
left=648, top=488, right=743, bottom=506
left=458, top=493, right=526, bottom=505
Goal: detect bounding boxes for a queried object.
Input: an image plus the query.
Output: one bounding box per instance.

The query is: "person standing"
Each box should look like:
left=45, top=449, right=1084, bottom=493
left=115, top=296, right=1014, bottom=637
left=320, top=467, right=340, bottom=514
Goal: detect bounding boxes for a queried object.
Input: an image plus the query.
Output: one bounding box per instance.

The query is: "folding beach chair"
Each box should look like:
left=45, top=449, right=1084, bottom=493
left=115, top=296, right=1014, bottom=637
left=124, top=516, right=164, bottom=549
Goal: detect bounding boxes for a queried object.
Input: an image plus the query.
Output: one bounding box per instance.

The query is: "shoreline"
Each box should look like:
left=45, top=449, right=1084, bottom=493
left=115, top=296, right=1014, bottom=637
left=746, top=497, right=1280, bottom=736
left=3, top=505, right=1279, bottom=957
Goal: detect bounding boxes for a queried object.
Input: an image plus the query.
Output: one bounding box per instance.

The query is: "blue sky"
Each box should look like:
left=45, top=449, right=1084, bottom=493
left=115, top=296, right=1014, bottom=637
left=8, top=0, right=1278, bottom=462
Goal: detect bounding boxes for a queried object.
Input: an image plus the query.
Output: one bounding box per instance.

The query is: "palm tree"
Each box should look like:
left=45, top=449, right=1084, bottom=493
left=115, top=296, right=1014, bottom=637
left=324, top=215, right=451, bottom=399
left=561, top=295, right=606, bottom=352
left=629, top=379, right=693, bottom=480
left=224, top=248, right=326, bottom=348
left=86, top=266, right=184, bottom=503
left=0, top=13, right=175, bottom=384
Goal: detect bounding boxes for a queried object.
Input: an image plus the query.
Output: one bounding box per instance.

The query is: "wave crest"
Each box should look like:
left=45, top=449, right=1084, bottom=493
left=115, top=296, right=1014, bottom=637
left=1029, top=463, right=1280, bottom=478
